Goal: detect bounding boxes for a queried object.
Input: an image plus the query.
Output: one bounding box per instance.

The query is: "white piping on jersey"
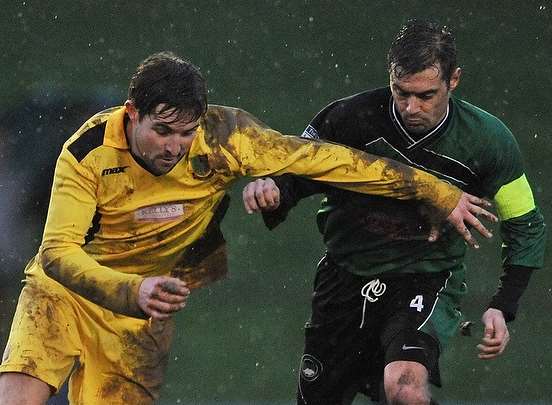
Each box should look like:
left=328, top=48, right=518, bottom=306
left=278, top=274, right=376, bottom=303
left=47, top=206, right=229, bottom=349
left=365, top=137, right=468, bottom=186
left=317, top=255, right=327, bottom=269
left=359, top=279, right=387, bottom=328
left=421, top=148, right=479, bottom=179
left=391, top=101, right=450, bottom=149
left=417, top=271, right=453, bottom=331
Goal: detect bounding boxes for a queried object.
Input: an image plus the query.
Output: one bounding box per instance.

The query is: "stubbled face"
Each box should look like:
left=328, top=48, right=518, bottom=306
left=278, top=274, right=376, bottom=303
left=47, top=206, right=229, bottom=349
left=390, top=65, right=460, bottom=134
left=125, top=101, right=200, bottom=175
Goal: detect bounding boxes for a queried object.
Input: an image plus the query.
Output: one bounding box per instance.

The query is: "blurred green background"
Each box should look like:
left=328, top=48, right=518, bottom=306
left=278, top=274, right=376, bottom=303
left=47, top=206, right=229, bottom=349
left=0, top=1, right=550, bottom=403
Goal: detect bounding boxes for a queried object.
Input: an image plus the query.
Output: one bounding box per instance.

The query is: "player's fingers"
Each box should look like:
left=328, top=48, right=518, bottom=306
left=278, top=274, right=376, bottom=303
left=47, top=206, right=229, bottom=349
left=154, top=290, right=188, bottom=304
left=242, top=184, right=254, bottom=213
left=466, top=194, right=492, bottom=208
left=141, top=299, right=175, bottom=320
left=469, top=204, right=498, bottom=223
left=261, top=182, right=277, bottom=207
left=477, top=342, right=500, bottom=353
left=273, top=186, right=280, bottom=207
left=149, top=279, right=189, bottom=306
left=159, top=278, right=189, bottom=296
left=480, top=337, right=502, bottom=347
left=477, top=351, right=500, bottom=360
left=159, top=277, right=187, bottom=291
left=464, top=214, right=493, bottom=239
left=454, top=222, right=478, bottom=249
left=477, top=340, right=507, bottom=359
left=261, top=178, right=280, bottom=209
left=477, top=338, right=502, bottom=353
left=242, top=183, right=260, bottom=213
left=254, top=186, right=268, bottom=208
left=148, top=299, right=186, bottom=315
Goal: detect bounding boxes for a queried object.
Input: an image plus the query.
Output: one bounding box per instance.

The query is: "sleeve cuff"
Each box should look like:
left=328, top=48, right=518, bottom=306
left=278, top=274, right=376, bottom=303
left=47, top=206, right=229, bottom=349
left=487, top=265, right=534, bottom=322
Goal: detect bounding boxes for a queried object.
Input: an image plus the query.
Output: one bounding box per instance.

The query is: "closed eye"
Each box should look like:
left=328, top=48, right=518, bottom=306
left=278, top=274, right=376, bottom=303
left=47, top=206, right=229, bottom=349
left=153, top=124, right=172, bottom=135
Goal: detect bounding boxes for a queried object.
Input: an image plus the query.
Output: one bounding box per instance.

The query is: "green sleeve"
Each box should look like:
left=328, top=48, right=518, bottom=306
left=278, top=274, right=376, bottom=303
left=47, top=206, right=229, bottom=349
left=500, top=207, right=546, bottom=269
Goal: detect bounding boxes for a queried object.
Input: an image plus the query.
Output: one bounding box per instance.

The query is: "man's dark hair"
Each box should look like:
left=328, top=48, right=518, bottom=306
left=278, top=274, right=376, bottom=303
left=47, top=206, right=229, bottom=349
left=128, top=51, right=207, bottom=122
left=387, top=19, right=458, bottom=85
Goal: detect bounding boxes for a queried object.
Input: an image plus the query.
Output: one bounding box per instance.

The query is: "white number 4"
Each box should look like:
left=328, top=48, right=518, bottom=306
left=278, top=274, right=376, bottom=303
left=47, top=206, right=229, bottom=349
left=410, top=295, right=424, bottom=312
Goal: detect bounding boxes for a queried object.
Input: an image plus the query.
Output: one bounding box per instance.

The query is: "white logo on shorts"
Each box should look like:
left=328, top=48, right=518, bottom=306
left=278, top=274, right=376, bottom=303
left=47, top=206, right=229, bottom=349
left=361, top=279, right=387, bottom=303
left=359, top=279, right=387, bottom=328
left=135, top=203, right=184, bottom=222
left=300, top=354, right=323, bottom=382
left=402, top=344, right=425, bottom=351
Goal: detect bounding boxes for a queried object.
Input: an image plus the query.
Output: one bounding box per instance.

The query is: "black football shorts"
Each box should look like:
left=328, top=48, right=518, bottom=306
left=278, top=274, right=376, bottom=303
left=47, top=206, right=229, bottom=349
left=297, top=256, right=452, bottom=404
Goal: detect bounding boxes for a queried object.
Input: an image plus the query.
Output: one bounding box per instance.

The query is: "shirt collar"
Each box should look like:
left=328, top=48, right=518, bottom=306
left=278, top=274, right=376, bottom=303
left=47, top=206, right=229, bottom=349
left=104, top=106, right=129, bottom=149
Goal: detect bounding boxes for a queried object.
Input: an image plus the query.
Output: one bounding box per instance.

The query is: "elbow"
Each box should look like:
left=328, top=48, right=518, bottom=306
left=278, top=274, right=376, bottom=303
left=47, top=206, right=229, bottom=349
left=38, top=246, right=62, bottom=280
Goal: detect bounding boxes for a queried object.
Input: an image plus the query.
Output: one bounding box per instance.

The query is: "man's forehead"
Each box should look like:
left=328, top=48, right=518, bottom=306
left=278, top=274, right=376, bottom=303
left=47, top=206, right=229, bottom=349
left=151, top=104, right=198, bottom=126
left=390, top=64, right=443, bottom=82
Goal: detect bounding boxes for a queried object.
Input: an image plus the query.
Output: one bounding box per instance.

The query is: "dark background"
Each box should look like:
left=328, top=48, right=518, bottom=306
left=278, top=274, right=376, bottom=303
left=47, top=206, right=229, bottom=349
left=0, top=1, right=550, bottom=403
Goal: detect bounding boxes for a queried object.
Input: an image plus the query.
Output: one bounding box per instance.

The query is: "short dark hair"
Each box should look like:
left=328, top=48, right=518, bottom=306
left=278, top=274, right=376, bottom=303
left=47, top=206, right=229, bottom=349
left=128, top=51, right=207, bottom=122
left=387, top=19, right=457, bottom=85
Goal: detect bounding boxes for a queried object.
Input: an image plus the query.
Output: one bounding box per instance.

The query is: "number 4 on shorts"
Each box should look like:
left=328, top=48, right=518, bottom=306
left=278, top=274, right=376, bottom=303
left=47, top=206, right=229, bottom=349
left=410, top=295, right=424, bottom=312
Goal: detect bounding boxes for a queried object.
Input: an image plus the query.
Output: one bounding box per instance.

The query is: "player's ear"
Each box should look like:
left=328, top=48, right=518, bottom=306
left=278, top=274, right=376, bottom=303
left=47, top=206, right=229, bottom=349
left=449, top=68, right=461, bottom=91
left=125, top=100, right=139, bottom=121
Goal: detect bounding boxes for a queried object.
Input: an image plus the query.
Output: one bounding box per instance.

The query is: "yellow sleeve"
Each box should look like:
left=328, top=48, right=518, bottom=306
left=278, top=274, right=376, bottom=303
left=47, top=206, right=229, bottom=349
left=39, top=148, right=144, bottom=318
left=223, top=110, right=461, bottom=219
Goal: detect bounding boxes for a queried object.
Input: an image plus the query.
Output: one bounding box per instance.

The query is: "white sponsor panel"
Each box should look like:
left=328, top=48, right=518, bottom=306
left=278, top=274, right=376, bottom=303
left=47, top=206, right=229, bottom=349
left=135, top=203, right=184, bottom=221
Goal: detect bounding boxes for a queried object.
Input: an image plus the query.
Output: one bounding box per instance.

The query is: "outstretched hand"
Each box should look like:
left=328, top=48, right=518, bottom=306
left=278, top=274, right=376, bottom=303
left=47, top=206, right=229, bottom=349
left=138, top=276, right=190, bottom=320
left=477, top=308, right=510, bottom=359
left=242, top=178, right=280, bottom=214
left=446, top=192, right=497, bottom=248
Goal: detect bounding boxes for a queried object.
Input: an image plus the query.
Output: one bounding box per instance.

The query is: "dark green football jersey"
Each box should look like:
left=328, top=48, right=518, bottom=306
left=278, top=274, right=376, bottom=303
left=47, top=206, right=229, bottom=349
left=268, top=87, right=545, bottom=280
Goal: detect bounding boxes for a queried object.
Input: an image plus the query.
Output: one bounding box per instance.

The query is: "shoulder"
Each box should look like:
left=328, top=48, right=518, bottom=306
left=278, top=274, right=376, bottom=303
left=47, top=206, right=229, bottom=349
left=317, top=87, right=390, bottom=124
left=305, top=87, right=390, bottom=143
left=64, top=107, right=121, bottom=163
left=453, top=98, right=515, bottom=141
left=201, top=105, right=270, bottom=146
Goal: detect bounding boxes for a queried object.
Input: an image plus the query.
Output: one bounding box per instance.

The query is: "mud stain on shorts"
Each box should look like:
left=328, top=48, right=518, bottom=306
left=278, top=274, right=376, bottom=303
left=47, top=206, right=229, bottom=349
left=99, top=320, right=175, bottom=403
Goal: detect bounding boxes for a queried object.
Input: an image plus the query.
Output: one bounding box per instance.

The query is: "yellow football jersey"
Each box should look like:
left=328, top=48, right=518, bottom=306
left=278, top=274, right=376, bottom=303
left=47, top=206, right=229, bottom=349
left=34, top=105, right=460, bottom=317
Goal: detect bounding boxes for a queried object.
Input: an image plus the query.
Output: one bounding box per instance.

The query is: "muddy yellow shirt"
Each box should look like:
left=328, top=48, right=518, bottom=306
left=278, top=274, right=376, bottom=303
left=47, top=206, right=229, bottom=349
left=36, top=105, right=460, bottom=317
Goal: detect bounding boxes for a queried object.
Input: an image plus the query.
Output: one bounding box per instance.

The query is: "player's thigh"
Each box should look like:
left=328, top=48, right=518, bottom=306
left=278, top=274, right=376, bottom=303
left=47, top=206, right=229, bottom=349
left=0, top=372, right=51, bottom=404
